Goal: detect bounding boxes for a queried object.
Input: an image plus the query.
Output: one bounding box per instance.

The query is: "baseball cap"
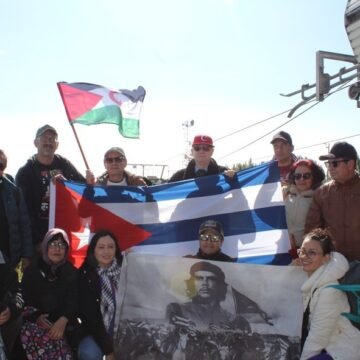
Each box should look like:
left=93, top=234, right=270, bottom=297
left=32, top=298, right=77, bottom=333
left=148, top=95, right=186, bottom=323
left=270, top=131, right=293, bottom=146
left=199, top=220, right=224, bottom=237
left=192, top=135, right=214, bottom=147
left=35, top=124, right=58, bottom=139
left=104, top=147, right=126, bottom=159
left=319, top=142, right=358, bottom=161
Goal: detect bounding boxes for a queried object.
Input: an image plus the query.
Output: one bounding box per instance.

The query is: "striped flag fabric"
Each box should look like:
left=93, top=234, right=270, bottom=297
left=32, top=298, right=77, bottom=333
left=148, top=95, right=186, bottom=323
left=57, top=82, right=146, bottom=138
left=49, top=161, right=291, bottom=267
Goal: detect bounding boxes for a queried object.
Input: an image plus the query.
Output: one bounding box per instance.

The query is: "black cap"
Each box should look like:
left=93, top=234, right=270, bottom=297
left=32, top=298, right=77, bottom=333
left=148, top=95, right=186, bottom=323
left=270, top=131, right=293, bottom=146
left=199, top=220, right=224, bottom=237
left=319, top=142, right=358, bottom=161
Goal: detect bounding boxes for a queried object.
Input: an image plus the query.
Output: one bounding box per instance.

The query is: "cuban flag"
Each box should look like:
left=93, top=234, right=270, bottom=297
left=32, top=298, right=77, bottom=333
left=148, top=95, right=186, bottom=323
left=49, top=161, right=291, bottom=267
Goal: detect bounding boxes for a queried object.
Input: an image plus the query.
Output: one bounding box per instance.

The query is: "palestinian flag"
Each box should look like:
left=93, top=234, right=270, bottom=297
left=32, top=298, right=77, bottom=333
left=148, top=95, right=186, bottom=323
left=57, top=82, right=146, bottom=138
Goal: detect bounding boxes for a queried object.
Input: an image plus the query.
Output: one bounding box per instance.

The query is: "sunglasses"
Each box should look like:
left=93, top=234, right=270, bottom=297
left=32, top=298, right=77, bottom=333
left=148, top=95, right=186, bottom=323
left=193, top=145, right=212, bottom=152
left=294, top=172, right=312, bottom=181
left=105, top=156, right=126, bottom=164
left=297, top=248, right=321, bottom=258
left=324, top=159, right=349, bottom=168
left=48, top=241, right=67, bottom=249
left=200, top=233, right=222, bottom=243
left=0, top=162, right=5, bottom=171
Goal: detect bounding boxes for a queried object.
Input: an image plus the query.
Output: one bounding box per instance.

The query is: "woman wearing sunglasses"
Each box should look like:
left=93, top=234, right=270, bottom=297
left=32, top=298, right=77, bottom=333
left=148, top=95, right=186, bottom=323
left=284, top=159, right=325, bottom=251
left=298, top=228, right=360, bottom=360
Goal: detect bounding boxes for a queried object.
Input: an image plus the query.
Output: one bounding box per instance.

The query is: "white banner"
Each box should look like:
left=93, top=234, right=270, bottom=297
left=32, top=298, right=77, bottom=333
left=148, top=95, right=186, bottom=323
left=114, top=254, right=306, bottom=360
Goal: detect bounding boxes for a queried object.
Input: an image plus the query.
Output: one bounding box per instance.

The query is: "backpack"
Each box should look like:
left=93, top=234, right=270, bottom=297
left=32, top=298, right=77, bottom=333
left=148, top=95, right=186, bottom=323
left=329, top=260, right=360, bottom=330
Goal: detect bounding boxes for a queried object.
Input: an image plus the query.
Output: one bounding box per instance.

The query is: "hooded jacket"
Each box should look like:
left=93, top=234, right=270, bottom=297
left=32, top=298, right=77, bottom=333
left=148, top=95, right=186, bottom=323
left=300, top=252, right=360, bottom=360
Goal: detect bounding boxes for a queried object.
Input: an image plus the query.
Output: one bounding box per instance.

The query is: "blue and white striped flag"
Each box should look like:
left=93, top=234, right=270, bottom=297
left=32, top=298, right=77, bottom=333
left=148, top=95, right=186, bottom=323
left=50, top=161, right=291, bottom=266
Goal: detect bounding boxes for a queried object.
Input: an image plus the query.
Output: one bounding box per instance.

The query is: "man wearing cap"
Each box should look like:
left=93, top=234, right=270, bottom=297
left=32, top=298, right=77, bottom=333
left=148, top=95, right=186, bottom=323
left=270, top=131, right=298, bottom=184
left=168, top=135, right=235, bottom=182
left=305, top=142, right=360, bottom=261
left=16, top=125, right=86, bottom=252
left=185, top=220, right=234, bottom=262
left=85, top=147, right=150, bottom=186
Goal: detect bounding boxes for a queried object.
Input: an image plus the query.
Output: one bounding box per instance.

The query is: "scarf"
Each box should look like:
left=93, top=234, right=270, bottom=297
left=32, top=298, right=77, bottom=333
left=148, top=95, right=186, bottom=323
left=97, top=259, right=121, bottom=335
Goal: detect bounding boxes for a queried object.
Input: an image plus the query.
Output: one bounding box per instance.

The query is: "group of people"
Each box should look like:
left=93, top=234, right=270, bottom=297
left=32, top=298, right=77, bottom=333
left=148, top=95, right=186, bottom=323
left=0, top=123, right=359, bottom=359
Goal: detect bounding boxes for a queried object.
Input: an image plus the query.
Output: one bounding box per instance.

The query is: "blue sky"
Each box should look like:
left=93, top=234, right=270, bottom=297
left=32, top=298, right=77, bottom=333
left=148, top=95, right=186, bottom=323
left=0, top=0, right=358, bottom=178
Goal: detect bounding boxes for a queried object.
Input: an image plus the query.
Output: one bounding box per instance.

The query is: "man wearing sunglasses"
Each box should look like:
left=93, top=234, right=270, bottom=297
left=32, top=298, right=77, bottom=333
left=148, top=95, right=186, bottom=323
left=85, top=147, right=150, bottom=186
left=305, top=142, right=360, bottom=261
left=168, top=135, right=235, bottom=182
left=185, top=220, right=234, bottom=262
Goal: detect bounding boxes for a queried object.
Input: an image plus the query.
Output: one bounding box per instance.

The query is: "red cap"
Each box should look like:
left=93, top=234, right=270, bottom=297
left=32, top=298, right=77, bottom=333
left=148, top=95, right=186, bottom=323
left=192, top=135, right=214, bottom=146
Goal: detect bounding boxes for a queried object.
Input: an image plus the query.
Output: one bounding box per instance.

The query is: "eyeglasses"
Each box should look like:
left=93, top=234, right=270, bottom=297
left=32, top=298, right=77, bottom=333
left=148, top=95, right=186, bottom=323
left=193, top=145, right=212, bottom=152
left=324, top=159, right=349, bottom=168
left=200, top=233, right=222, bottom=243
left=297, top=248, right=322, bottom=258
left=48, top=241, right=67, bottom=249
left=294, top=172, right=312, bottom=181
left=105, top=156, right=126, bottom=164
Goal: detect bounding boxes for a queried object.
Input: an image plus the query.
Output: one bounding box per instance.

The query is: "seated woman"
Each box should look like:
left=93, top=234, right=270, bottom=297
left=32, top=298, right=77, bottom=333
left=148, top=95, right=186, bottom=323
left=77, top=230, right=123, bottom=360
left=20, top=228, right=79, bottom=360
left=284, top=159, right=324, bottom=251
left=298, top=228, right=360, bottom=360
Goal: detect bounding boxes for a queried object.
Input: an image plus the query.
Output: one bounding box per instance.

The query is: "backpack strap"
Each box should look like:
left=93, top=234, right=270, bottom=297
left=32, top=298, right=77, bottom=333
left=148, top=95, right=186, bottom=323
left=327, top=284, right=360, bottom=326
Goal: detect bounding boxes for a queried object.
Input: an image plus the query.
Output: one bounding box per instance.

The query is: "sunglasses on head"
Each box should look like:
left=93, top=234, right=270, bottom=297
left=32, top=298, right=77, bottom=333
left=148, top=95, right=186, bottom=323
left=105, top=156, right=126, bottom=164
left=294, top=172, right=312, bottom=181
left=324, top=159, right=349, bottom=168
left=193, top=145, right=212, bottom=152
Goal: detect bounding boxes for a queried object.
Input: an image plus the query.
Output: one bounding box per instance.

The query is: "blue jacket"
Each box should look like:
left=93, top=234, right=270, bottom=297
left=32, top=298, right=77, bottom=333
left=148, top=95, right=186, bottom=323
left=0, top=175, right=32, bottom=266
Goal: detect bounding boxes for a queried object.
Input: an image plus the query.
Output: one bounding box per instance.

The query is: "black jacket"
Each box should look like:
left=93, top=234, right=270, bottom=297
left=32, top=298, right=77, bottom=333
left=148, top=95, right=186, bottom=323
left=16, top=154, right=86, bottom=244
left=168, top=158, right=228, bottom=183
left=185, top=249, right=234, bottom=262
left=78, top=262, right=114, bottom=355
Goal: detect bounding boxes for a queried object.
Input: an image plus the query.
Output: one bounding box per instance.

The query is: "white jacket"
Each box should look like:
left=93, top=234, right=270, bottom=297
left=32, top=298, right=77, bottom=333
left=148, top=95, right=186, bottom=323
left=300, top=252, right=360, bottom=360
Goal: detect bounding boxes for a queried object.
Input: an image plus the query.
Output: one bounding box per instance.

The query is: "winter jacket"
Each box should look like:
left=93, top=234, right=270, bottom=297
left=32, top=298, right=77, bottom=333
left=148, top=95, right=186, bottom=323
left=305, top=174, right=360, bottom=261
left=284, top=186, right=314, bottom=248
left=168, top=158, right=228, bottom=183
left=78, top=262, right=114, bottom=355
left=16, top=154, right=86, bottom=245
left=185, top=249, right=234, bottom=262
left=300, top=252, right=360, bottom=360
left=0, top=175, right=32, bottom=266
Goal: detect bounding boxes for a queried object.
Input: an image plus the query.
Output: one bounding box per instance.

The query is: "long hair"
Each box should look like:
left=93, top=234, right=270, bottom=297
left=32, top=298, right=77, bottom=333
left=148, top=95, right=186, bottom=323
left=85, top=229, right=123, bottom=269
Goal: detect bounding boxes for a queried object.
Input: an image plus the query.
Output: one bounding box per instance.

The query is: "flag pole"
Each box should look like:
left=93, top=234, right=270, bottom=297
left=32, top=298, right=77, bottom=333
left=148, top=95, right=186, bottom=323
left=57, top=82, right=90, bottom=170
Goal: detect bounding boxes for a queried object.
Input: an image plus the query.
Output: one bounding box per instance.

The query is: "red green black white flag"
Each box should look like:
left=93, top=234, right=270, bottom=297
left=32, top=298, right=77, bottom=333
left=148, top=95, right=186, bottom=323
left=57, top=82, right=146, bottom=138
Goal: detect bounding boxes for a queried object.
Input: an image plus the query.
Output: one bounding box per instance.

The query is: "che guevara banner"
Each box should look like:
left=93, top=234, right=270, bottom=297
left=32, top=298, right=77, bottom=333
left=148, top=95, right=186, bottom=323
left=49, top=161, right=291, bottom=267
left=113, top=254, right=305, bottom=359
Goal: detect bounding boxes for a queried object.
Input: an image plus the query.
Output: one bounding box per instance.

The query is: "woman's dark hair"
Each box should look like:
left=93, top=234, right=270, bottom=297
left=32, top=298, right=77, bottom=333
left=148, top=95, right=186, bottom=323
left=304, top=228, right=335, bottom=255
left=289, top=159, right=325, bottom=190
left=85, top=229, right=123, bottom=268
